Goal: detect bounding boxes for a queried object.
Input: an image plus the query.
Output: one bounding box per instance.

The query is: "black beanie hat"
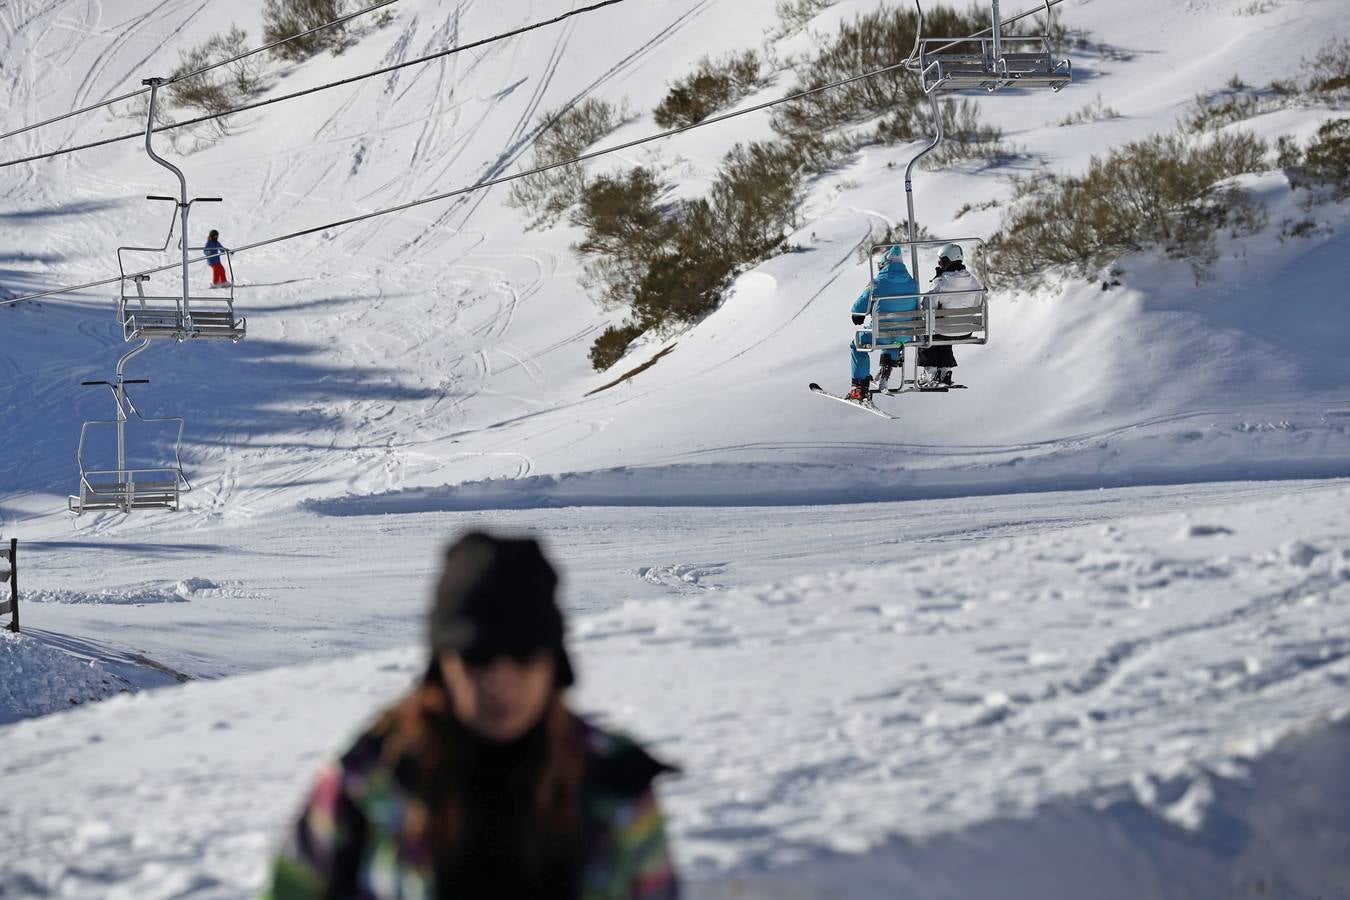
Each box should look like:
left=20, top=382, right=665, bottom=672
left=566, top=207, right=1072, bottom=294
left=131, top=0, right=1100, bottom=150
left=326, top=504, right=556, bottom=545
left=428, top=531, right=575, bottom=687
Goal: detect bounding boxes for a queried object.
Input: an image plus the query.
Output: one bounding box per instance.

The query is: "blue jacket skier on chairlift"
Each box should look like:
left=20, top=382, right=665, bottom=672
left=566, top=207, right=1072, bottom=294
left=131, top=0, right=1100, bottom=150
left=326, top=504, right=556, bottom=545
left=205, top=230, right=230, bottom=288
left=846, top=246, right=918, bottom=400
left=917, top=243, right=982, bottom=386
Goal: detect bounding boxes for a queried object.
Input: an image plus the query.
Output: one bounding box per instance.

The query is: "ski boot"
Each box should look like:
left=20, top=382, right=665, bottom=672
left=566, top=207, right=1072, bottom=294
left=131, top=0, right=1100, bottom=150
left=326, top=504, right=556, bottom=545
left=845, top=377, right=871, bottom=401
left=876, top=351, right=901, bottom=391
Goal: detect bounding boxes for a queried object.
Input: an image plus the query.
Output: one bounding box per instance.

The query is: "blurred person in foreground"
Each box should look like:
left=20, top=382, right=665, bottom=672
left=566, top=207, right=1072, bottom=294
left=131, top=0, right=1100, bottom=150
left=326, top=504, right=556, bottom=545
left=263, top=531, right=678, bottom=899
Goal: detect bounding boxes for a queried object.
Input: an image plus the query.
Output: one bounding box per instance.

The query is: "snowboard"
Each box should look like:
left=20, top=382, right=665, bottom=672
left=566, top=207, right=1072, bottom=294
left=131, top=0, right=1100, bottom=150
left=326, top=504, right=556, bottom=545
left=807, top=383, right=897, bottom=419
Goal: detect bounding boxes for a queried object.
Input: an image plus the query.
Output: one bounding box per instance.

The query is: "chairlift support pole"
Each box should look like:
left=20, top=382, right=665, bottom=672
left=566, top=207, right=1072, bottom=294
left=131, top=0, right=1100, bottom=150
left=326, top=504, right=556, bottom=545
left=112, top=339, right=151, bottom=486
left=141, top=78, right=192, bottom=330
left=903, top=92, right=944, bottom=278
left=990, top=0, right=1002, bottom=68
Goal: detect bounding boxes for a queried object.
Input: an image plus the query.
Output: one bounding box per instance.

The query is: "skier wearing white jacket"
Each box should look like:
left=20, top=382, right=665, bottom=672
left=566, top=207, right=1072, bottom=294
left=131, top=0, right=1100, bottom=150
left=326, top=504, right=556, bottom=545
left=918, top=243, right=983, bottom=386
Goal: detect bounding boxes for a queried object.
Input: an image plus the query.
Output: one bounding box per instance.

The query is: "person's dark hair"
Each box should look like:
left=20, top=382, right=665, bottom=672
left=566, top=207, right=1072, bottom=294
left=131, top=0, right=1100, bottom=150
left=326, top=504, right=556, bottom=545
left=208, top=229, right=219, bottom=240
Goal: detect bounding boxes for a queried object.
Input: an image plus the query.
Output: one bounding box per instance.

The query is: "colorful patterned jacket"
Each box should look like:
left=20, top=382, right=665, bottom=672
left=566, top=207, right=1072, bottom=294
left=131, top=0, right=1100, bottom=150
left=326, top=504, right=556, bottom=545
left=263, top=694, right=677, bottom=900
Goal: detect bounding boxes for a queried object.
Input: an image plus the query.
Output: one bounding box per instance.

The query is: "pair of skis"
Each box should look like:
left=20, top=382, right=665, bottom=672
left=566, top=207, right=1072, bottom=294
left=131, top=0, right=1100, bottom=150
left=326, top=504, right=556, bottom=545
left=808, top=381, right=965, bottom=419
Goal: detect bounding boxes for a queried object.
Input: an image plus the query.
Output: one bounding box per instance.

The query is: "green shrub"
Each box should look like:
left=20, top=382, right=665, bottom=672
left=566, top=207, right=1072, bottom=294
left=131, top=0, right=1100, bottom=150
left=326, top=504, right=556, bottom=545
left=773, top=5, right=986, bottom=136
left=167, top=27, right=264, bottom=125
left=876, top=98, right=1008, bottom=169
left=264, top=0, right=348, bottom=61
left=1182, top=89, right=1265, bottom=134
left=653, top=51, right=765, bottom=128
left=578, top=139, right=810, bottom=366
left=589, top=323, right=646, bottom=370
left=773, top=0, right=834, bottom=37
left=991, top=129, right=1269, bottom=281
left=1289, top=118, right=1350, bottom=199
left=706, top=141, right=806, bottom=259
left=1304, top=37, right=1350, bottom=93
left=508, top=99, right=626, bottom=228
left=572, top=167, right=677, bottom=314
left=1056, top=94, right=1121, bottom=127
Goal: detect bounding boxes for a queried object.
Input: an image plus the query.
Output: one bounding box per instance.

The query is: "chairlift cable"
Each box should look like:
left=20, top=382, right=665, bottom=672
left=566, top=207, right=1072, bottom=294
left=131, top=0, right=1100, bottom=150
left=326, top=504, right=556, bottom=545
left=0, top=0, right=401, bottom=145
left=2, top=55, right=924, bottom=306
left=0, top=0, right=633, bottom=169
left=0, top=0, right=1068, bottom=306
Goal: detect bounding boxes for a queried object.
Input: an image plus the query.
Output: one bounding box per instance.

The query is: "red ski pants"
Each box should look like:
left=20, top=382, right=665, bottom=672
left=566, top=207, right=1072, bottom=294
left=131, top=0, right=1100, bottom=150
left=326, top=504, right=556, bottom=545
left=210, top=262, right=228, bottom=285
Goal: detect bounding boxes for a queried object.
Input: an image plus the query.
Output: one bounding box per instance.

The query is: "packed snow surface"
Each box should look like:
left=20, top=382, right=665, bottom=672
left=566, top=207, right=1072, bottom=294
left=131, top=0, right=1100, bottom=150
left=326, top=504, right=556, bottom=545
left=1, top=0, right=1349, bottom=895
left=3, top=483, right=1350, bottom=897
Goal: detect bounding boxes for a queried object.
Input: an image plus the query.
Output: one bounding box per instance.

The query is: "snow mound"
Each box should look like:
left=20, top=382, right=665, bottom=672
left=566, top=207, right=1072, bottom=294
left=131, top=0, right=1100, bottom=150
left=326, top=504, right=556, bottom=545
left=0, top=631, right=132, bottom=725
left=26, top=577, right=234, bottom=604
left=699, top=713, right=1350, bottom=900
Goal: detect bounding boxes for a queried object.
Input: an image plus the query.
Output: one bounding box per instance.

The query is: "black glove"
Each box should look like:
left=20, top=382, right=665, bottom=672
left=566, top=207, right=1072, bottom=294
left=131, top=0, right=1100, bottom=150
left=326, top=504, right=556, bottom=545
left=852, top=314, right=865, bottom=325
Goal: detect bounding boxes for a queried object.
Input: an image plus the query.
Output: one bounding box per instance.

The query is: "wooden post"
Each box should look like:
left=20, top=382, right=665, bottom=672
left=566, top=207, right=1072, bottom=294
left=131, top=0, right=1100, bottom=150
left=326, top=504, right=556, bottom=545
left=4, top=538, right=15, bottom=633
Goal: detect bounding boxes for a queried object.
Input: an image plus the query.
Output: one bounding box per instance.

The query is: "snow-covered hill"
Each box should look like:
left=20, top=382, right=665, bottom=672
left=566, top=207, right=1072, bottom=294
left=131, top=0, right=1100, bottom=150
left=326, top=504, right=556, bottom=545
left=1, top=0, right=1347, bottom=526
left=1, top=0, right=1348, bottom=895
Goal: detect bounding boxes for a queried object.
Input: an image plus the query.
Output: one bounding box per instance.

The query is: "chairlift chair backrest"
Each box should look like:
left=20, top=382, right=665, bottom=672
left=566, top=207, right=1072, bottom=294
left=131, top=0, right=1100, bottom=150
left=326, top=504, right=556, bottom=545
left=864, top=238, right=990, bottom=348
left=907, top=0, right=1071, bottom=95
left=68, top=360, right=191, bottom=515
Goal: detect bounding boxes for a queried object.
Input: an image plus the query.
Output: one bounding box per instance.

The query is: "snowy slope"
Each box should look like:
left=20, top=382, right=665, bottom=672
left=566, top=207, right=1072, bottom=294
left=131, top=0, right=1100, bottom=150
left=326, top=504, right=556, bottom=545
left=1, top=0, right=1350, bottom=895
left=0, top=0, right=1347, bottom=530
left=2, top=482, right=1349, bottom=897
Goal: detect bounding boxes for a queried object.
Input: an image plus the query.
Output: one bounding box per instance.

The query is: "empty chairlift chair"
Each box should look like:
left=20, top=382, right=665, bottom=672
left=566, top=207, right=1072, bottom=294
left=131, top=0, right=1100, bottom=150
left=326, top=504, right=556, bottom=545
left=69, top=346, right=191, bottom=515
left=909, top=0, right=1071, bottom=95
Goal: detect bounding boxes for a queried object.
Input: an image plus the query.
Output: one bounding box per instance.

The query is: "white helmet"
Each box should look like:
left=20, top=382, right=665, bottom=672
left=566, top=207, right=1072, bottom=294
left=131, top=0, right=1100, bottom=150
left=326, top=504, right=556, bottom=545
left=938, top=243, right=963, bottom=262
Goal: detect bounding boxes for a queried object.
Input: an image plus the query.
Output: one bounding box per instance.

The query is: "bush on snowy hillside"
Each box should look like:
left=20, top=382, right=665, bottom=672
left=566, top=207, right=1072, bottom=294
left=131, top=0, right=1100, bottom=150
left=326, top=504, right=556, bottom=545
left=653, top=51, right=768, bottom=128
left=588, top=323, right=646, bottom=370
left=166, top=27, right=264, bottom=126
left=572, top=167, right=678, bottom=315
left=990, top=129, right=1269, bottom=282
left=772, top=5, right=987, bottom=137
left=1304, top=36, right=1350, bottom=94
left=877, top=97, right=1008, bottom=166
left=508, top=99, right=629, bottom=229
left=770, top=0, right=834, bottom=39
left=264, top=0, right=349, bottom=62
left=1287, top=118, right=1350, bottom=201
left=576, top=140, right=809, bottom=369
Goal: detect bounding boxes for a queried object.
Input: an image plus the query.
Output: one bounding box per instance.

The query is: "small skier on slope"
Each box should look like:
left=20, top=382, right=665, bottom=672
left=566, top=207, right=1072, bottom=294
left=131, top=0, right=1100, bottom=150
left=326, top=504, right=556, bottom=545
left=204, top=230, right=230, bottom=288
left=846, top=245, right=919, bottom=400
left=917, top=243, right=983, bottom=386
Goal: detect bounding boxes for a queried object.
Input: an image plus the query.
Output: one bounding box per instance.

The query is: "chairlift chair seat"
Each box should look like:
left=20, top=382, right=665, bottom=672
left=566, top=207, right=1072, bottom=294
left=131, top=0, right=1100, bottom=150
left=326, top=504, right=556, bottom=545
left=69, top=475, right=182, bottom=514
left=916, top=36, right=1071, bottom=94
left=70, top=379, right=191, bottom=515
